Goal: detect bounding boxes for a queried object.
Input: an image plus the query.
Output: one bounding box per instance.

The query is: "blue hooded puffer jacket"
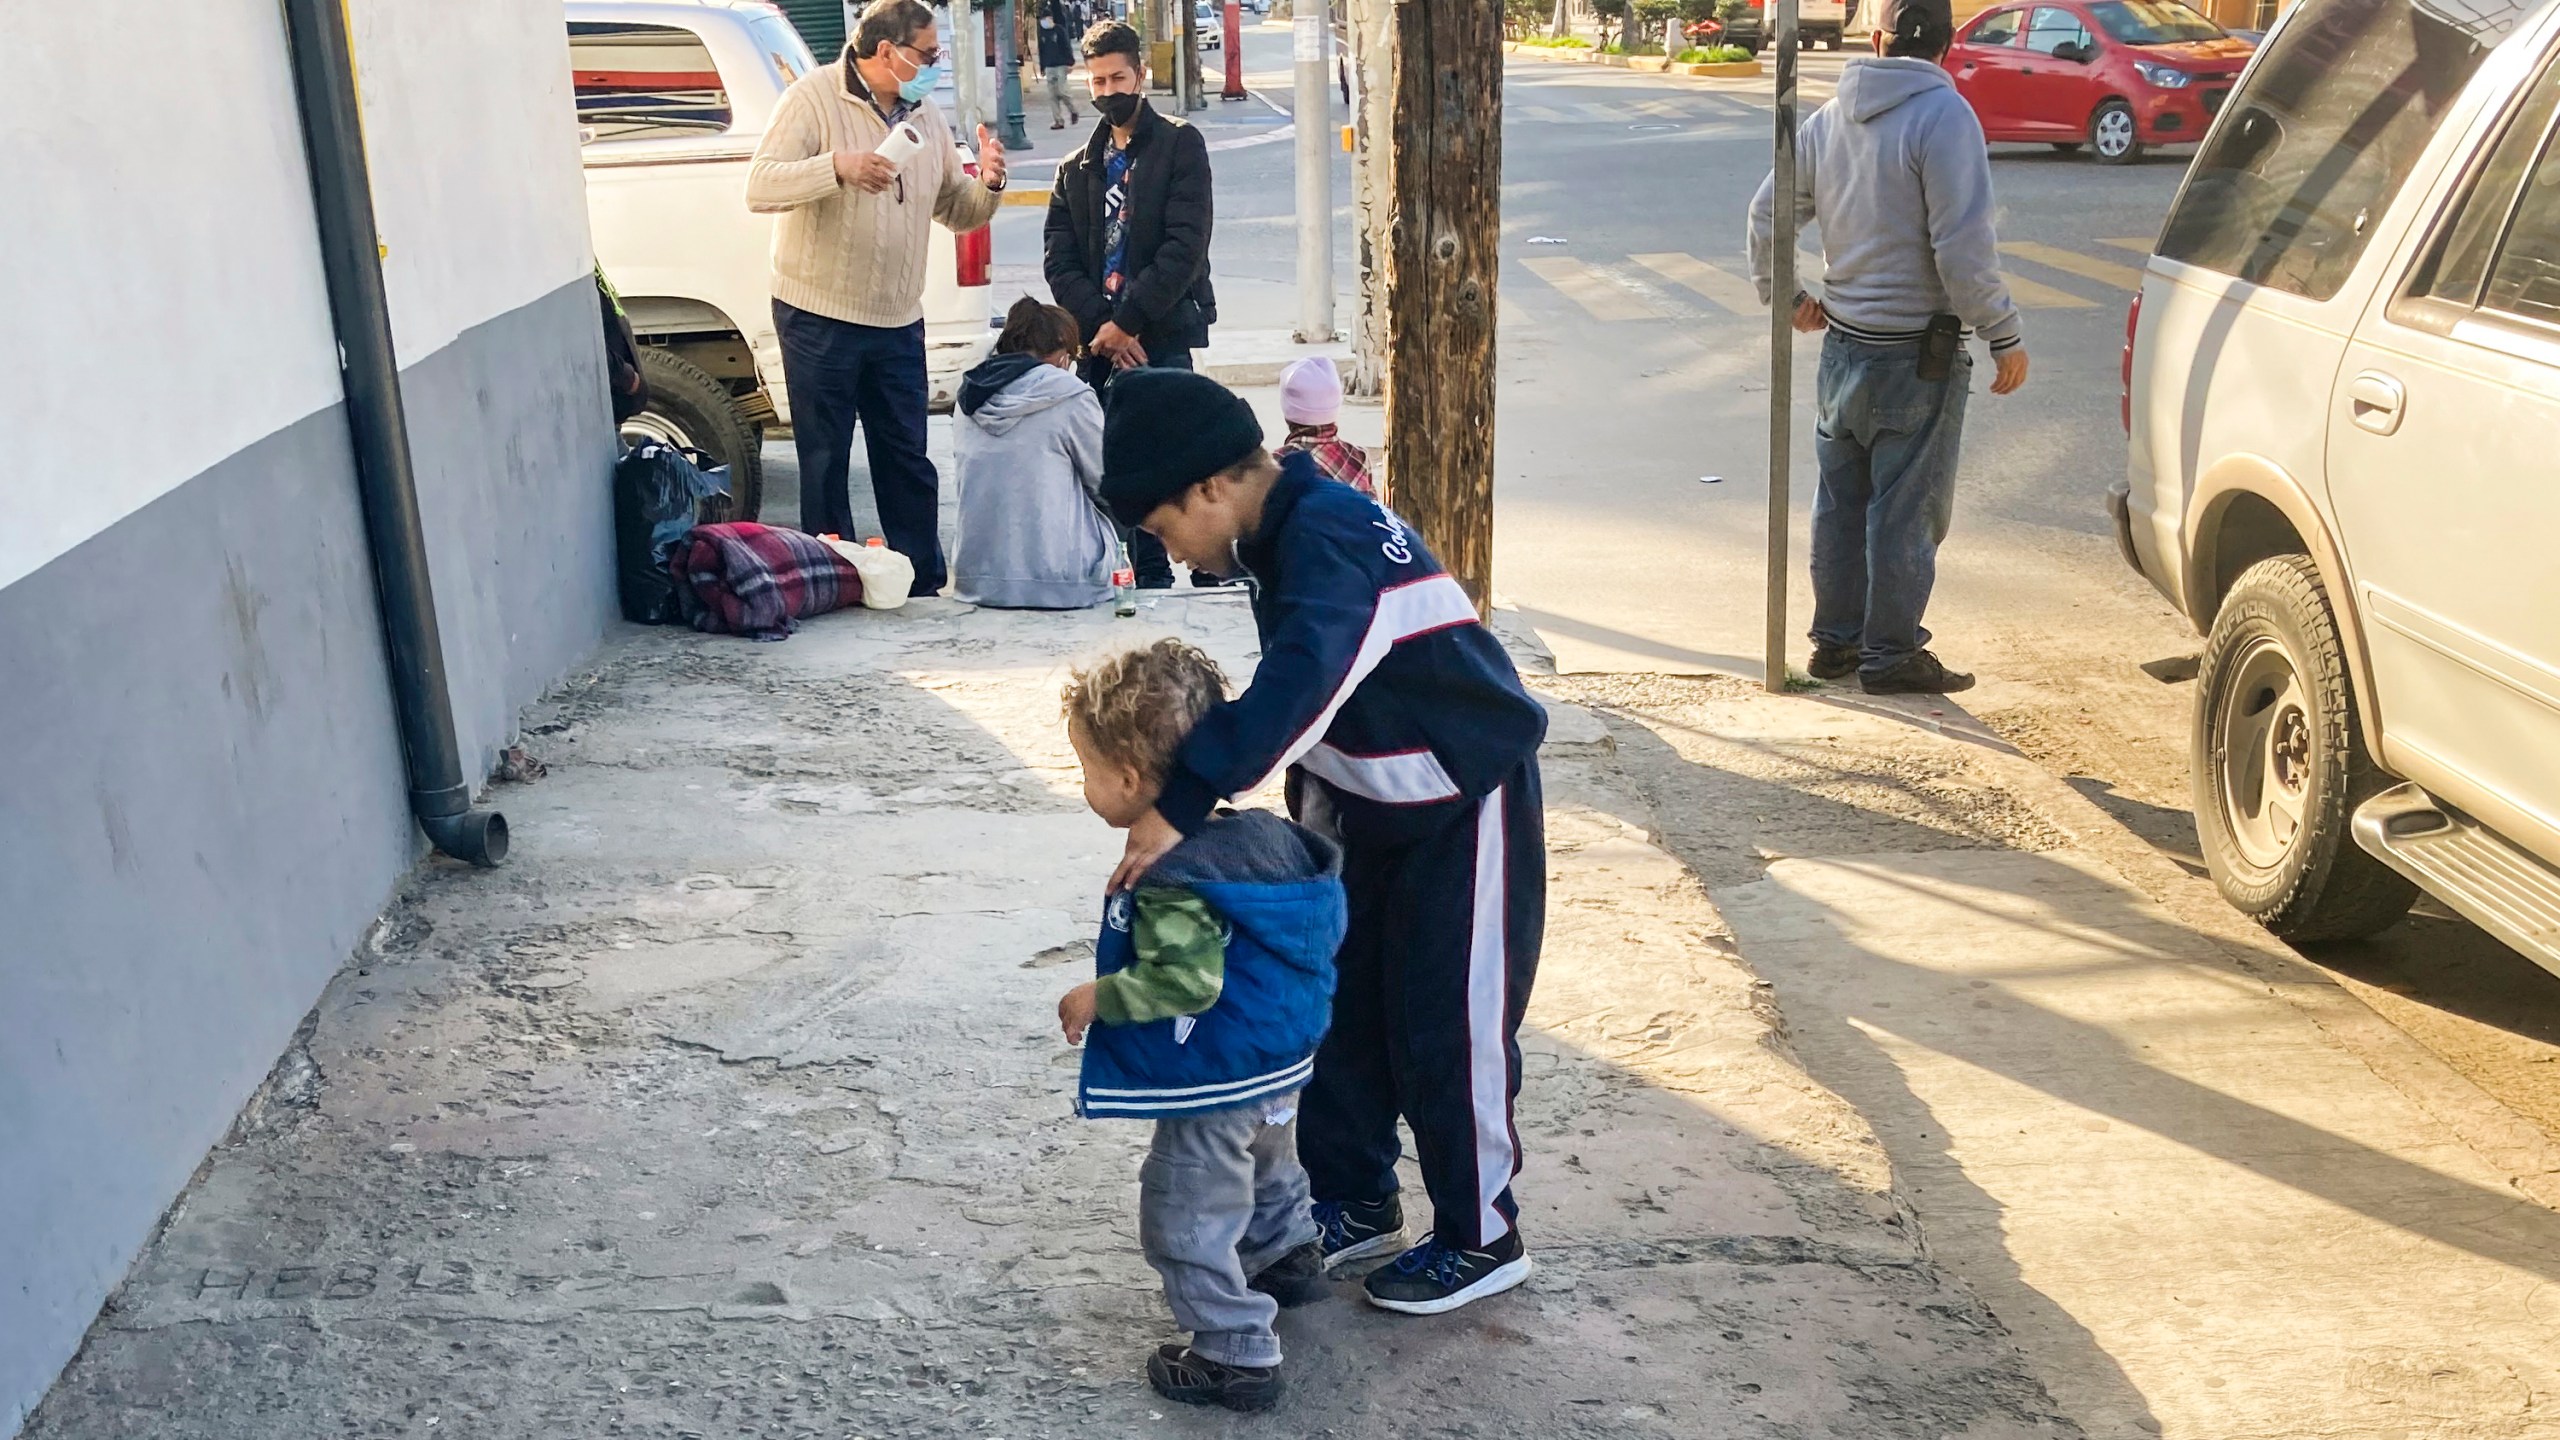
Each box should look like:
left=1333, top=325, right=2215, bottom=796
left=1077, top=810, right=1346, bottom=1120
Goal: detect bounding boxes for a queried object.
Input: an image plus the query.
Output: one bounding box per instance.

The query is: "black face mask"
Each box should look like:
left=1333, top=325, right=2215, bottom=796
left=1096, top=91, right=1142, bottom=128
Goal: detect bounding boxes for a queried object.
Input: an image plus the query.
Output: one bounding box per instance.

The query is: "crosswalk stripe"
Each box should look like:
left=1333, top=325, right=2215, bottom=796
left=1516, top=104, right=1570, bottom=122
left=1633, top=99, right=1686, bottom=118
left=2001, top=241, right=2144, bottom=290
left=1631, top=252, right=1759, bottom=314
left=1999, top=270, right=2098, bottom=309
left=2099, top=237, right=2154, bottom=256
left=1521, top=256, right=1659, bottom=321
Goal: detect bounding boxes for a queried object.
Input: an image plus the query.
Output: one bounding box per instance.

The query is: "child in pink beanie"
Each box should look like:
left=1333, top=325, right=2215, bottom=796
left=1274, top=358, right=1375, bottom=498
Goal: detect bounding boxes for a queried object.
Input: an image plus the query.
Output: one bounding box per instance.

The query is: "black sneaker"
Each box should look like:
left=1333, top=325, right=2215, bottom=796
left=1808, top=644, right=1861, bottom=681
left=1247, top=1242, right=1328, bottom=1308
left=1362, top=1232, right=1532, bottom=1316
left=1146, top=1344, right=1281, bottom=1413
left=1861, top=649, right=1976, bottom=695
left=1312, top=1197, right=1406, bottom=1271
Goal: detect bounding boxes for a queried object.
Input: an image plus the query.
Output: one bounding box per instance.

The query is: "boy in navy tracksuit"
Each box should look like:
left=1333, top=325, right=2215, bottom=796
left=1097, top=369, right=1548, bottom=1318
left=1056, top=638, right=1347, bottom=1413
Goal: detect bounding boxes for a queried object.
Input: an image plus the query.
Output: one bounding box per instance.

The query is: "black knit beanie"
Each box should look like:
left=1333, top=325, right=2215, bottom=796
left=1099, top=368, right=1266, bottom=528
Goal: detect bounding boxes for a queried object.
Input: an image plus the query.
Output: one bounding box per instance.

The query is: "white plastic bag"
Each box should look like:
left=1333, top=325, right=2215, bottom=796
left=822, top=535, right=914, bottom=610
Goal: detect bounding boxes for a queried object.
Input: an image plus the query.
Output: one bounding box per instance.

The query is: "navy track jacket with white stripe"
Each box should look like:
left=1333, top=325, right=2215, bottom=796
left=1155, top=451, right=1547, bottom=841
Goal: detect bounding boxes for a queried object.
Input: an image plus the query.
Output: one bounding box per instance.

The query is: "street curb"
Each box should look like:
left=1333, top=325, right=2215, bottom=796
left=1503, top=41, right=1765, bottom=81
left=1194, top=328, right=1355, bottom=387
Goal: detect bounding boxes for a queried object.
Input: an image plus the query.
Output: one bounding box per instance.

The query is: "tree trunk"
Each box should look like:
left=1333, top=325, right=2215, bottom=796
left=1383, top=0, right=1500, bottom=614
left=1550, top=0, right=1570, bottom=39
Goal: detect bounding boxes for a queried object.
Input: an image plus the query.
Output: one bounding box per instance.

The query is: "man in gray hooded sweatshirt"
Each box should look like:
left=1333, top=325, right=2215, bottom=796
left=1748, top=0, right=2029, bottom=696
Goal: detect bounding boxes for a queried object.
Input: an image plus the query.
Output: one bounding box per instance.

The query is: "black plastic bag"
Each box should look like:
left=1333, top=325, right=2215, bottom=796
left=613, top=441, right=731, bottom=624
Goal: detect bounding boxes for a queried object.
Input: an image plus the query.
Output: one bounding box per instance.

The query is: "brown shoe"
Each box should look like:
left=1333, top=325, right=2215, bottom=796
left=1861, top=649, right=1976, bottom=695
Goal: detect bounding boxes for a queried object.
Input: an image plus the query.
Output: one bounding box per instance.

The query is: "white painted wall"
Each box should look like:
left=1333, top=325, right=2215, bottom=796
left=0, top=1, right=343, bottom=595
left=350, top=0, right=597, bottom=367
left=0, top=0, right=595, bottom=596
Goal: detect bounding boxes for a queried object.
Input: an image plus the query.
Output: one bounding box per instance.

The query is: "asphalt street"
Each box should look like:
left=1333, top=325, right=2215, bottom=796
left=913, top=29, right=2560, bottom=1142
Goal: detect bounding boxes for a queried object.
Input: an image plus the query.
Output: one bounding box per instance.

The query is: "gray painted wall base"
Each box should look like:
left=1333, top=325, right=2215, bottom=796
left=0, top=273, right=615, bottom=1432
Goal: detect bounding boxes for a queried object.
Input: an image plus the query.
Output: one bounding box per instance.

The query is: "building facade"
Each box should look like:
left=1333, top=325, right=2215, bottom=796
left=0, top=2, right=616, bottom=1429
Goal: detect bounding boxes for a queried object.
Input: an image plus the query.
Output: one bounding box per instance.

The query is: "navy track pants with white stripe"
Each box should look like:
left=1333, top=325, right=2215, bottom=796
left=1298, top=760, right=1545, bottom=1250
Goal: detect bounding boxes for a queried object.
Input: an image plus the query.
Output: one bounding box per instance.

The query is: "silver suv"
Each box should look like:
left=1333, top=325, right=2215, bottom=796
left=2116, top=0, right=2560, bottom=971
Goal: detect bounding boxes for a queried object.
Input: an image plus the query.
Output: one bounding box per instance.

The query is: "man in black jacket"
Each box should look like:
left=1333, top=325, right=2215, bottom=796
left=1034, top=0, right=1081, bottom=128
left=1045, top=19, right=1216, bottom=587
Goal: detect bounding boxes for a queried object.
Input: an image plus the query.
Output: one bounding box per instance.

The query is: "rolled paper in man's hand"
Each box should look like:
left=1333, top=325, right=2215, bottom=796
left=874, top=122, right=925, bottom=165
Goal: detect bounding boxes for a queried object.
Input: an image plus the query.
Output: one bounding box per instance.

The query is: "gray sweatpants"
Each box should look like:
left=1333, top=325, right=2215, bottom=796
left=1138, top=1093, right=1318, bottom=1369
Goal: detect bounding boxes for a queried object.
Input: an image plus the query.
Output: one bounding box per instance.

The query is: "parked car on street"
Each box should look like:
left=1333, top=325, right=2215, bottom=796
left=1948, top=0, right=2252, bottom=163
left=2117, top=0, right=2560, bottom=972
left=1196, top=2, right=1222, bottom=45
left=569, top=0, right=995, bottom=518
left=1721, top=0, right=1850, bottom=51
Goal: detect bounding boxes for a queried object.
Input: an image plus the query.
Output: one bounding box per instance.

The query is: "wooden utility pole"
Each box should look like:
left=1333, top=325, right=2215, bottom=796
left=1381, top=0, right=1500, bottom=615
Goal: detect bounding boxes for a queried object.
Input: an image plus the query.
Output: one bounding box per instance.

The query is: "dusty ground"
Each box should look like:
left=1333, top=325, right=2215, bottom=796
left=1540, top=669, right=2560, bottom=1440
left=25, top=598, right=2075, bottom=1440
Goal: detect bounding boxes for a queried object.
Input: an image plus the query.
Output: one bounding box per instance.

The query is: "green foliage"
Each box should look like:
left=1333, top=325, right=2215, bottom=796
left=1502, top=0, right=1551, bottom=37
left=1675, top=43, right=1752, bottom=60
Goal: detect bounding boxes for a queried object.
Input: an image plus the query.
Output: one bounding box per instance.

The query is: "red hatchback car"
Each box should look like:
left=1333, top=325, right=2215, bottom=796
left=1946, top=0, right=2253, bottom=164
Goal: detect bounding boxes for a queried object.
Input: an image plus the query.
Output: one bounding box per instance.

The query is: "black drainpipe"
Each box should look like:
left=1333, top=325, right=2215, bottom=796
left=279, top=0, right=507, bottom=866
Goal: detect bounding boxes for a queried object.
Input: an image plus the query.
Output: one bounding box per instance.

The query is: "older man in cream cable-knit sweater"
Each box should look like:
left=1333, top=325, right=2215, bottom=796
left=748, top=0, right=1007, bottom=596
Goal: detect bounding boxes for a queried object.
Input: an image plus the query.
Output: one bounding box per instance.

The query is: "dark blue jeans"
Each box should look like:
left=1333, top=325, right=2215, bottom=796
left=1080, top=347, right=1193, bottom=588
left=775, top=301, right=944, bottom=596
left=1810, top=331, right=1972, bottom=675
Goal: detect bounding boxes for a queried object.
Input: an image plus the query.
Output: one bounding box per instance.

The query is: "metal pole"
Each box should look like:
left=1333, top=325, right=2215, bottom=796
left=1294, top=0, right=1336, bottom=341
left=278, top=0, right=507, bottom=865
left=996, top=0, right=1032, bottom=147
left=1763, top=0, right=1798, bottom=693
left=1222, top=0, right=1249, bottom=99
left=1180, top=0, right=1201, bottom=108
left=949, top=2, right=982, bottom=136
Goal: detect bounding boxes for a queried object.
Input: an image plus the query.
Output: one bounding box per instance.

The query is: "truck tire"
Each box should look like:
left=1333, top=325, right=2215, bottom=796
left=2191, top=555, right=2416, bottom=943
left=628, top=348, right=764, bottom=522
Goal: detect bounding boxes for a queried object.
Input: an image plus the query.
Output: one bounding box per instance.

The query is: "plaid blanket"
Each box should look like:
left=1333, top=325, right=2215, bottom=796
left=671, top=523, right=863, bottom=641
left=1278, top=425, right=1376, bottom=498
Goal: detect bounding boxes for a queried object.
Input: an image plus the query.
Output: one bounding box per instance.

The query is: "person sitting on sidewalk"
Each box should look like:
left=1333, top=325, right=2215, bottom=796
left=1097, top=369, right=1550, bottom=1318
left=950, top=298, right=1115, bottom=609
left=1055, top=638, right=1346, bottom=1414
left=1272, top=357, right=1374, bottom=497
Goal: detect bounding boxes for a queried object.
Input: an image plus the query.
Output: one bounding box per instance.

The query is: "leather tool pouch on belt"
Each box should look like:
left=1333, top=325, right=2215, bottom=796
left=1918, top=313, right=1961, bottom=382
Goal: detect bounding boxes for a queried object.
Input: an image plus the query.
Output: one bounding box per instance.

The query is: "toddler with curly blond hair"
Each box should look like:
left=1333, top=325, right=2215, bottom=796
left=1055, top=638, right=1347, bottom=1413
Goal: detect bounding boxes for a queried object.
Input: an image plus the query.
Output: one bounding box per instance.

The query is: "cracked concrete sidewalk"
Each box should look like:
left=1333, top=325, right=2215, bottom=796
left=23, top=592, right=2074, bottom=1439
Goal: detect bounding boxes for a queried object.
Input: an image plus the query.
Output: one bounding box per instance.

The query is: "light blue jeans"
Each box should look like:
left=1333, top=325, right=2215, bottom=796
left=1810, top=331, right=1973, bottom=675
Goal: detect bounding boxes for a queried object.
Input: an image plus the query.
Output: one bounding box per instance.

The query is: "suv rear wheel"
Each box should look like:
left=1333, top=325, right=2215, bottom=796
left=2192, top=555, right=2416, bottom=943
left=628, top=348, right=764, bottom=521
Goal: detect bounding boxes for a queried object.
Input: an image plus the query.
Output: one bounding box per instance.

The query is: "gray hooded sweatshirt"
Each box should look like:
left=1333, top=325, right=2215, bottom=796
left=951, top=361, right=1116, bottom=610
left=1748, top=57, right=2022, bottom=351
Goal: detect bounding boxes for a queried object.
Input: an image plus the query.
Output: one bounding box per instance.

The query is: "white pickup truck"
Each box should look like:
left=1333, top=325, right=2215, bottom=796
left=569, top=0, right=994, bottom=518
